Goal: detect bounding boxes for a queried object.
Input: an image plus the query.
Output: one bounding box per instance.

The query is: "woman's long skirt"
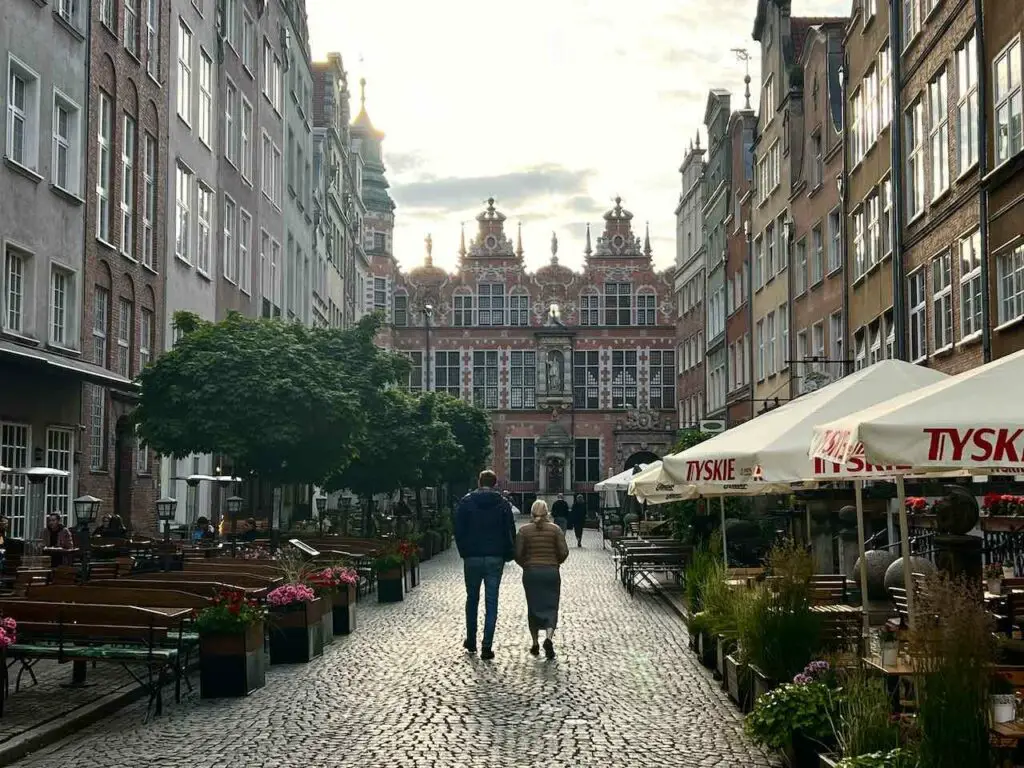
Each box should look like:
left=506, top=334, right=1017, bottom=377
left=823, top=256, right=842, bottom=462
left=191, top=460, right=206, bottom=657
left=522, top=565, right=562, bottom=631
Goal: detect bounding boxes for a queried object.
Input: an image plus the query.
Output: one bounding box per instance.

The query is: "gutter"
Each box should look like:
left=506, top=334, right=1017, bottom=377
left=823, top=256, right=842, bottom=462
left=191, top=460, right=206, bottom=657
left=976, top=0, right=992, bottom=362
left=888, top=0, right=908, bottom=361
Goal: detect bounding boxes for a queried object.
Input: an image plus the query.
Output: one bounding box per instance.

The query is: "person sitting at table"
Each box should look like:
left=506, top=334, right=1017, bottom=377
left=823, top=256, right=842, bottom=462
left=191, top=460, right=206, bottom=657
left=101, top=514, right=127, bottom=538
left=240, top=518, right=259, bottom=542
left=41, top=513, right=75, bottom=566
left=192, top=517, right=215, bottom=542
left=93, top=514, right=112, bottom=537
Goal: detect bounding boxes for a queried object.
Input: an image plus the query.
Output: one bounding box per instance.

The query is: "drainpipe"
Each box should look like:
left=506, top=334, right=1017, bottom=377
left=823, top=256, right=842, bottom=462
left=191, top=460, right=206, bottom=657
left=840, top=54, right=851, bottom=377
left=746, top=219, right=755, bottom=421
left=976, top=0, right=992, bottom=362
left=888, top=0, right=908, bottom=361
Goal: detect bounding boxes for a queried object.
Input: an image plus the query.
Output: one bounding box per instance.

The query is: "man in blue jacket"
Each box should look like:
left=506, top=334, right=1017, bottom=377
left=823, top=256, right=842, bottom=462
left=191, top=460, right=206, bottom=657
left=455, top=469, right=516, bottom=660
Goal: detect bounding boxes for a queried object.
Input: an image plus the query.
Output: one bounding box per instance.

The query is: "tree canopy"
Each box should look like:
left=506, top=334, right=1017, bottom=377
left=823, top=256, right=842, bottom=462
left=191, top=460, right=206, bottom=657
left=135, top=312, right=407, bottom=484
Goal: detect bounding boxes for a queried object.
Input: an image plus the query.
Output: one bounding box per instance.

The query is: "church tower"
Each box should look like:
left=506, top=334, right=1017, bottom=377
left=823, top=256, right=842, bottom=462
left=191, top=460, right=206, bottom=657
left=350, top=78, right=396, bottom=262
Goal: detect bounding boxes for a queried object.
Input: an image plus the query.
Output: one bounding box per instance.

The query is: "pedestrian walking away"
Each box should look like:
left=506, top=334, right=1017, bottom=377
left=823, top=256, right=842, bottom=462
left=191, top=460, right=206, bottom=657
left=551, top=493, right=569, bottom=532
left=515, top=499, right=569, bottom=659
left=454, top=469, right=516, bottom=660
left=502, top=489, right=522, bottom=517
left=569, top=493, right=587, bottom=548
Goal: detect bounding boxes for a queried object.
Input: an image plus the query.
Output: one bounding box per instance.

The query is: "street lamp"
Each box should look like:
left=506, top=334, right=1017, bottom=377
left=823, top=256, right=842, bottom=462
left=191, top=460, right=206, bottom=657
left=423, top=303, right=433, bottom=392
left=72, top=495, right=102, bottom=577
left=315, top=495, right=327, bottom=535
left=156, top=497, right=178, bottom=541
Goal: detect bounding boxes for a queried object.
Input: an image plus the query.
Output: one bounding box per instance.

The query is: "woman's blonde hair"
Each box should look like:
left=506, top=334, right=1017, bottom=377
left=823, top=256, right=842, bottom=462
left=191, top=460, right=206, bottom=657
left=530, top=499, right=551, bottom=523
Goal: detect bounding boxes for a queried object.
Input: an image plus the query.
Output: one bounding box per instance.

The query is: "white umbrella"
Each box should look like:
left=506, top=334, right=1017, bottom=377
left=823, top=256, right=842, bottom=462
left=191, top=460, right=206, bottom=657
left=595, top=463, right=651, bottom=492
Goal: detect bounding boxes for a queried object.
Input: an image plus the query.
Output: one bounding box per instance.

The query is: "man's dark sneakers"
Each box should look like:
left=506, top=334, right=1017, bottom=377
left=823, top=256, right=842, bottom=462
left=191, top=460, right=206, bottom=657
left=529, top=643, right=540, bottom=656
left=543, top=639, right=555, bottom=660
left=480, top=646, right=495, bottom=660
left=463, top=639, right=477, bottom=654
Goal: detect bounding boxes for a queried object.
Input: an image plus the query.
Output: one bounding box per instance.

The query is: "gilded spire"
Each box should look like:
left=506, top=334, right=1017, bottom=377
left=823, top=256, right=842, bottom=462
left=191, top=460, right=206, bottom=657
left=425, top=233, right=433, bottom=266
left=458, top=223, right=466, bottom=258
left=516, top=221, right=524, bottom=258
left=584, top=223, right=592, bottom=257
left=644, top=222, right=652, bottom=257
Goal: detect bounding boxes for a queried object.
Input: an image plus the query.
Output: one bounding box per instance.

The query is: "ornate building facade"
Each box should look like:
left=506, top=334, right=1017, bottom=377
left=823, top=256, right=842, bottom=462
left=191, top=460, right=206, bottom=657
left=389, top=198, right=679, bottom=508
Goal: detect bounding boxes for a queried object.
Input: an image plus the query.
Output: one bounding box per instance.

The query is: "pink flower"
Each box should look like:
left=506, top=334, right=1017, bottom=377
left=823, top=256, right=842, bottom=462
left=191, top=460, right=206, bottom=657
left=267, top=583, right=315, bottom=607
left=2, top=617, right=16, bottom=632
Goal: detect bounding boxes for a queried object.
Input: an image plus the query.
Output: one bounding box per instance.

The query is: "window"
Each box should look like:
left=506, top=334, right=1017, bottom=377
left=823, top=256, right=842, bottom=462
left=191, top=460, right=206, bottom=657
left=434, top=351, right=460, bottom=397
left=221, top=196, right=238, bottom=282
left=177, top=21, right=192, bottom=124
left=959, top=230, right=982, bottom=338
left=198, top=50, right=212, bottom=146
left=472, top=350, right=498, bottom=409
left=579, top=292, right=599, bottom=325
left=867, top=189, right=880, bottom=269
left=120, top=115, right=135, bottom=258
left=398, top=351, right=423, bottom=392
left=453, top=293, right=472, bottom=326
left=957, top=33, right=979, bottom=174
left=903, top=0, right=919, bottom=45
left=239, top=210, right=251, bottom=293
left=879, top=42, right=892, bottom=128
left=810, top=131, right=823, bottom=187
left=477, top=283, right=505, bottom=326
left=829, top=312, right=843, bottom=380
left=754, top=236, right=764, bottom=288
left=50, top=268, right=69, bottom=346
left=145, top=0, right=159, bottom=78
left=850, top=86, right=863, bottom=165
left=242, top=11, right=256, bottom=73
left=637, top=292, right=656, bottom=325
left=929, top=69, right=949, bottom=198
left=575, top=439, right=601, bottom=483
left=611, top=350, right=637, bottom=409
left=175, top=163, right=192, bottom=262
left=573, top=351, right=599, bottom=409
left=92, top=286, right=109, bottom=367
left=272, top=142, right=282, bottom=206
left=136, top=425, right=150, bottom=475
left=509, top=351, right=536, bottom=409
left=57, top=0, right=78, bottom=26
left=139, top=308, right=152, bottom=368
left=142, top=134, right=156, bottom=269
left=96, top=91, right=112, bottom=241
left=828, top=210, right=841, bottom=273
left=117, top=298, right=132, bottom=377
left=648, top=350, right=675, bottom=409
left=261, top=132, right=272, bottom=199
left=262, top=40, right=273, bottom=101
left=7, top=58, right=39, bottom=170
left=389, top=294, right=407, bottom=326
left=223, top=0, right=237, bottom=50
left=880, top=177, right=892, bottom=256
left=604, top=282, right=631, bottom=325
left=509, top=438, right=535, bottom=483
left=52, top=94, right=79, bottom=193
left=998, top=244, right=1024, bottom=325
left=932, top=252, right=953, bottom=349
left=762, top=75, right=775, bottom=122
left=855, top=330, right=867, bottom=371
left=908, top=269, right=927, bottom=361
left=756, top=319, right=765, bottom=380
left=994, top=38, right=1023, bottom=165
left=99, top=0, right=114, bottom=28
left=780, top=306, right=790, bottom=371
left=766, top=222, right=776, bottom=275
left=224, top=79, right=237, bottom=164
left=189, top=184, right=209, bottom=276
left=509, top=293, right=529, bottom=326
left=124, top=0, right=138, bottom=55
left=45, top=427, right=73, bottom=520
left=766, top=311, right=777, bottom=375
left=795, top=239, right=807, bottom=294
left=810, top=226, right=824, bottom=285
left=0, top=423, right=30, bottom=538
left=853, top=206, right=865, bottom=278
left=906, top=99, right=925, bottom=218
left=4, top=248, right=24, bottom=333
left=240, top=97, right=252, bottom=180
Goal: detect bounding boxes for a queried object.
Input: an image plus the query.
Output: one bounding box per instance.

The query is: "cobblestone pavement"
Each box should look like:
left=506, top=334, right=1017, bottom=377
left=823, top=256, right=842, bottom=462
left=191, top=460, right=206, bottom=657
left=14, top=529, right=777, bottom=768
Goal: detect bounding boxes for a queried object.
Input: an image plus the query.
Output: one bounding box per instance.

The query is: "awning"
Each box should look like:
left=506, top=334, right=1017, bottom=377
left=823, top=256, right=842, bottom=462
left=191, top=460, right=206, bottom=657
left=0, top=338, right=138, bottom=392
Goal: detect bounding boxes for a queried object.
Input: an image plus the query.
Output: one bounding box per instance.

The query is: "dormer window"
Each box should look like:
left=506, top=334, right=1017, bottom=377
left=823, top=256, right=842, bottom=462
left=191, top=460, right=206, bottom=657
left=636, top=290, right=656, bottom=326
left=604, top=282, right=632, bottom=326
left=477, top=283, right=505, bottom=326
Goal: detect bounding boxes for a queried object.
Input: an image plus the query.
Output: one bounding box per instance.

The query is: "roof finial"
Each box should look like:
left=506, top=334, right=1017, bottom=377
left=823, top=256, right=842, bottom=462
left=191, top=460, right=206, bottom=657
left=584, top=223, right=592, bottom=257
left=732, top=48, right=753, bottom=110
left=695, top=131, right=701, bottom=149
left=359, top=77, right=366, bottom=110
left=644, top=222, right=652, bottom=257
left=458, top=223, right=466, bottom=258
left=486, top=197, right=496, bottom=214
left=550, top=231, right=559, bottom=264
left=425, top=233, right=433, bottom=266
left=516, top=221, right=524, bottom=258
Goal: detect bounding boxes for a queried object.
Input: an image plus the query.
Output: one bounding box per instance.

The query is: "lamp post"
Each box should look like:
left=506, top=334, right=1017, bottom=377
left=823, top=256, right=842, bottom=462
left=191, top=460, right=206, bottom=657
left=424, top=303, right=433, bottom=392
left=226, top=495, right=245, bottom=555
left=315, top=495, right=327, bottom=536
left=156, top=497, right=178, bottom=541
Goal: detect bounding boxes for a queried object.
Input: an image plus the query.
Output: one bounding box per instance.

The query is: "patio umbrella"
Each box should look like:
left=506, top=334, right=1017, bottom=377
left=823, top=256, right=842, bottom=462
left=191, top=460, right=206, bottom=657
left=595, top=464, right=650, bottom=492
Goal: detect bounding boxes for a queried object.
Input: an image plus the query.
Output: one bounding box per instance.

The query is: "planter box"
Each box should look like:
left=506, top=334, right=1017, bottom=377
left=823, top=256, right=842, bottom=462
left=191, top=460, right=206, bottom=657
left=697, top=632, right=715, bottom=669
left=419, top=542, right=433, bottom=561
left=750, top=664, right=776, bottom=702
left=725, top=652, right=750, bottom=710
left=319, top=593, right=335, bottom=647
left=784, top=732, right=824, bottom=768
left=378, top=568, right=404, bottom=603
left=269, top=599, right=324, bottom=664
left=331, top=584, right=357, bottom=635
left=405, top=561, right=420, bottom=591
left=716, top=635, right=734, bottom=681
left=199, top=622, right=266, bottom=698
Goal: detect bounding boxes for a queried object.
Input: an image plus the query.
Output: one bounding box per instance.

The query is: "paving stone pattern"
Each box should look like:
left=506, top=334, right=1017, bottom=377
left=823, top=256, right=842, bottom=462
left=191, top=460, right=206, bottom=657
left=14, top=529, right=777, bottom=768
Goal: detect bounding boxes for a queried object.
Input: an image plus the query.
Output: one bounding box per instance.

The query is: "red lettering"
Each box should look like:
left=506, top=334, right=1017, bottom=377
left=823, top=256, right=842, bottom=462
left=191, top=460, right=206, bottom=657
left=992, top=428, right=1023, bottom=463
left=969, top=428, right=995, bottom=462
left=925, top=427, right=1024, bottom=465
left=686, top=459, right=738, bottom=482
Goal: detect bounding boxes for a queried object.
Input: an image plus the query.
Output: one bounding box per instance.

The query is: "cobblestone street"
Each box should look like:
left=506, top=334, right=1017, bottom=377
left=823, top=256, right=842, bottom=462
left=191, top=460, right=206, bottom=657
left=14, top=530, right=776, bottom=768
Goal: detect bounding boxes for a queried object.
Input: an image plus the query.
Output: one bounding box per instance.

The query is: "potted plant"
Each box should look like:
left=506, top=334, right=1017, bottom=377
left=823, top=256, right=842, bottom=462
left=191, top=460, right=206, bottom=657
left=266, top=583, right=323, bottom=664
left=194, top=588, right=266, bottom=697
left=375, top=549, right=405, bottom=603
left=1003, top=560, right=1016, bottom=580
left=397, top=540, right=420, bottom=590
left=991, top=673, right=1017, bottom=724
left=308, top=566, right=358, bottom=635
left=745, top=679, right=836, bottom=767
left=986, top=562, right=1004, bottom=595
left=688, top=612, right=715, bottom=668
left=417, top=532, right=434, bottom=562
left=879, top=628, right=899, bottom=667
left=834, top=749, right=917, bottom=768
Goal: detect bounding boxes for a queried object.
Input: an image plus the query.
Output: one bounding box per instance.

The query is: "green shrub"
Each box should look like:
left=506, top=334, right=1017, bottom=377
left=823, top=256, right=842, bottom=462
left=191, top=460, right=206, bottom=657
left=834, top=669, right=900, bottom=758
left=835, top=748, right=917, bottom=768
left=745, top=681, right=836, bottom=751
left=684, top=547, right=719, bottom=612
left=688, top=611, right=712, bottom=637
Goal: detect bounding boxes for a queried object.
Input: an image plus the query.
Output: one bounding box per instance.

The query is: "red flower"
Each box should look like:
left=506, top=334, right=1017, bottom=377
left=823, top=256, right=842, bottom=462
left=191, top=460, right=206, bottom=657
left=984, top=493, right=1002, bottom=510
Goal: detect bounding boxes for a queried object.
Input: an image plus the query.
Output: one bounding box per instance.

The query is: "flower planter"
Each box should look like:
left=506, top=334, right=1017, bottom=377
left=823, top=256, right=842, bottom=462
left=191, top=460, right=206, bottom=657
left=785, top=732, right=822, bottom=768
left=750, top=664, right=776, bottom=702
left=418, top=541, right=433, bottom=562
left=1005, top=566, right=1017, bottom=580
left=331, top=584, right=357, bottom=635
left=989, top=577, right=1003, bottom=595
left=991, top=693, right=1017, bottom=724
left=319, top=593, right=335, bottom=647
left=880, top=644, right=898, bottom=667
left=697, top=632, right=715, bottom=669
left=715, top=635, right=733, bottom=681
left=725, top=652, right=749, bottom=710
left=404, top=561, right=420, bottom=591
left=377, top=568, right=404, bottom=603
left=269, top=599, right=323, bottom=664
left=198, top=621, right=266, bottom=698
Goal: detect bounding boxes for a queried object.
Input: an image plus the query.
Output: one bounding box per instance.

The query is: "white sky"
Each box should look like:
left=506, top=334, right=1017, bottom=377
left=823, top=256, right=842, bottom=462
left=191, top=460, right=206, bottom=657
left=307, top=0, right=851, bottom=273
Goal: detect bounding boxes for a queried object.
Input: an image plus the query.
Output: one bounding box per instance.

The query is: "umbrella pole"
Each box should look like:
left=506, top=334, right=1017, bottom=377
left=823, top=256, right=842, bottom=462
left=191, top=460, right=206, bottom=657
left=854, top=479, right=870, bottom=637
left=895, top=475, right=915, bottom=631
left=720, top=496, right=728, bottom=569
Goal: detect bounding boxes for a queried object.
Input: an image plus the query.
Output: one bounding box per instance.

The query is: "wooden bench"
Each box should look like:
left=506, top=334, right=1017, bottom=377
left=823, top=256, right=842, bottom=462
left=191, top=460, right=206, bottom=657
left=619, top=544, right=692, bottom=596
left=89, top=578, right=260, bottom=598
left=0, top=600, right=191, bottom=719
left=131, top=570, right=280, bottom=590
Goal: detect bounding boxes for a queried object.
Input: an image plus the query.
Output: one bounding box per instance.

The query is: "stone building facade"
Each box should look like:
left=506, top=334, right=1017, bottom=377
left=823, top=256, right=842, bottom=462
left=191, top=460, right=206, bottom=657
left=675, top=142, right=706, bottom=429
left=389, top=198, right=678, bottom=510
left=703, top=90, right=732, bottom=423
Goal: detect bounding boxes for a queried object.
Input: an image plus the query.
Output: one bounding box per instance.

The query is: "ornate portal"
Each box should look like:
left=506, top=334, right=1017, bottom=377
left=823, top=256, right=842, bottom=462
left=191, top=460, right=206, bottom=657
left=546, top=456, right=564, bottom=491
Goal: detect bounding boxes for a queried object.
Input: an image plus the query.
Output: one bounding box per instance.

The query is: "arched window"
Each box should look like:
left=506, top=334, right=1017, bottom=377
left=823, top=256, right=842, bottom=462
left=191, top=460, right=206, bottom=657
left=579, top=288, right=599, bottom=326
left=509, top=289, right=530, bottom=326
left=636, top=288, right=657, bottom=326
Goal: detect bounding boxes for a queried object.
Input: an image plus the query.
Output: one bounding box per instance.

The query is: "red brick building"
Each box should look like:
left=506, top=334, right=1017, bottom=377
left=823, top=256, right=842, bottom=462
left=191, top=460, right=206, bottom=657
left=388, top=198, right=678, bottom=509
left=79, top=0, right=170, bottom=532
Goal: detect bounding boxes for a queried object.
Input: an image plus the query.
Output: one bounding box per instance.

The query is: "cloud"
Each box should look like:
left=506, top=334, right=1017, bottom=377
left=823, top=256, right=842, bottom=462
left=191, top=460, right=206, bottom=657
left=564, top=194, right=603, bottom=215
left=385, top=151, right=426, bottom=175
left=391, top=164, right=595, bottom=213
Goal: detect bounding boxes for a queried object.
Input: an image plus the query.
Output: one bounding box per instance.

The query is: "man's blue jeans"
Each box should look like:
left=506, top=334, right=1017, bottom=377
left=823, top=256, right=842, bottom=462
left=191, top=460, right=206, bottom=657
left=463, top=556, right=505, bottom=648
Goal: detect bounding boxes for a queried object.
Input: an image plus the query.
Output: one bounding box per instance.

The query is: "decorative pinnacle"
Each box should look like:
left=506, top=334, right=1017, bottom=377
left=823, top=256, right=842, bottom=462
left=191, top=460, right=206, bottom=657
left=584, top=223, right=593, bottom=256
left=515, top=221, right=524, bottom=258
left=486, top=197, right=496, bottom=213
left=550, top=231, right=559, bottom=263
left=458, top=223, right=466, bottom=257
left=425, top=233, right=433, bottom=266
left=644, top=222, right=652, bottom=256
left=359, top=77, right=366, bottom=110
